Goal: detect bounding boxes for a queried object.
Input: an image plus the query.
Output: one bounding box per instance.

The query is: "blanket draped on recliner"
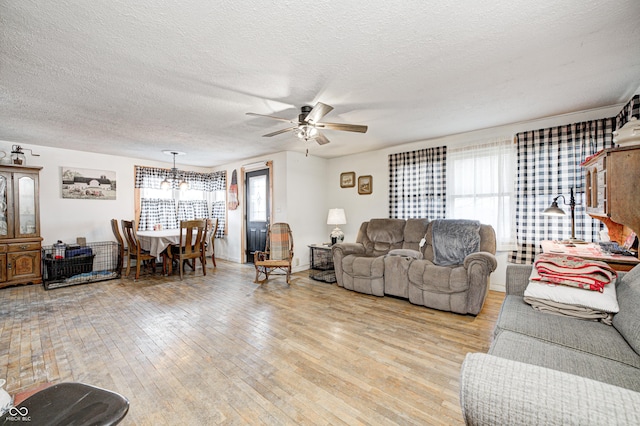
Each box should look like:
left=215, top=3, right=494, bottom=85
left=432, top=219, right=480, bottom=266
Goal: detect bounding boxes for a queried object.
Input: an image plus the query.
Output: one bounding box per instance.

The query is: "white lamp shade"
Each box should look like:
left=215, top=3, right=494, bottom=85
left=327, top=208, right=346, bottom=225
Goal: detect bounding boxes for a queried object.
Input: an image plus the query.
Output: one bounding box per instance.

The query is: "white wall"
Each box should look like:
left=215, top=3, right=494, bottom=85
left=0, top=141, right=208, bottom=247
left=212, top=151, right=328, bottom=271
left=284, top=151, right=327, bottom=270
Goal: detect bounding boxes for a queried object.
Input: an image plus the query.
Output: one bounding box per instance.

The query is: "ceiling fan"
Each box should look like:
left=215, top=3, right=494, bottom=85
left=246, top=102, right=368, bottom=145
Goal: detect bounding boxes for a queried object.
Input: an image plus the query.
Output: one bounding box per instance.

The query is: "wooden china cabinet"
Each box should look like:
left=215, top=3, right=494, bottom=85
left=0, top=164, right=42, bottom=288
left=582, top=145, right=640, bottom=254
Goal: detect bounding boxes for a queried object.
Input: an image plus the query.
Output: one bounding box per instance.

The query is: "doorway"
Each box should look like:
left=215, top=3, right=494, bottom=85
left=245, top=168, right=270, bottom=263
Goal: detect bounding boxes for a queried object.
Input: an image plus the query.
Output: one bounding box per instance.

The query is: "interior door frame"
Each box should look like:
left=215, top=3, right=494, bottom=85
left=240, top=160, right=273, bottom=264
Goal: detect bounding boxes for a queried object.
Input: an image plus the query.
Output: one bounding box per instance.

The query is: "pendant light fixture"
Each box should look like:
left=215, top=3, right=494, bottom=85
left=161, top=151, right=189, bottom=191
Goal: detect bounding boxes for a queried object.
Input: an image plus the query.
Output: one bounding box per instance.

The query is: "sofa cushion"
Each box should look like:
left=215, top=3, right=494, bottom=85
left=408, top=261, right=469, bottom=293
left=613, top=264, right=640, bottom=354
left=362, top=219, right=406, bottom=256
left=402, top=218, right=429, bottom=251
left=490, top=330, right=640, bottom=391
left=340, top=254, right=385, bottom=296
left=496, top=295, right=640, bottom=368
left=342, top=254, right=384, bottom=278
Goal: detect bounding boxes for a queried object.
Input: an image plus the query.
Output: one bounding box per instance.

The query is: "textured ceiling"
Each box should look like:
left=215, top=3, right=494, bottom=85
left=1, top=0, right=639, bottom=167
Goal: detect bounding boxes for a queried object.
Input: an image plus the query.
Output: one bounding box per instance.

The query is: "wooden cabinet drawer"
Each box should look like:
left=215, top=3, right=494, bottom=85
left=0, top=245, right=7, bottom=254
left=8, top=242, right=41, bottom=252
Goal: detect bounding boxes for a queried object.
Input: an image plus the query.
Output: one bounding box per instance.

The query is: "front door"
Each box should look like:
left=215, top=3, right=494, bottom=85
left=245, top=168, right=269, bottom=263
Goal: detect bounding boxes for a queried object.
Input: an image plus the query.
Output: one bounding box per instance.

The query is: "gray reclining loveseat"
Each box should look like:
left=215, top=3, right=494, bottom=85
left=332, top=218, right=497, bottom=315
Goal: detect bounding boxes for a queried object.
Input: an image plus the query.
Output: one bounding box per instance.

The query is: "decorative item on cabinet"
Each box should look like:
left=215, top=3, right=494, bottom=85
left=612, top=117, right=640, bottom=148
left=0, top=164, right=42, bottom=288
left=10, top=145, right=40, bottom=166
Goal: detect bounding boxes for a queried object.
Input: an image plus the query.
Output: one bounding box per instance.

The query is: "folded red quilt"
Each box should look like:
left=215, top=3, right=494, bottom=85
left=532, top=253, right=617, bottom=292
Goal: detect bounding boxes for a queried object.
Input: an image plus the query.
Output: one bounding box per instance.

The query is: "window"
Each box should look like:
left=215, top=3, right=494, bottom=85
left=248, top=174, right=267, bottom=222
left=446, top=139, right=516, bottom=251
left=135, top=166, right=226, bottom=237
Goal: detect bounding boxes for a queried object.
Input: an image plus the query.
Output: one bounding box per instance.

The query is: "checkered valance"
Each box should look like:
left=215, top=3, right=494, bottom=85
left=135, top=166, right=226, bottom=192
left=389, top=146, right=447, bottom=219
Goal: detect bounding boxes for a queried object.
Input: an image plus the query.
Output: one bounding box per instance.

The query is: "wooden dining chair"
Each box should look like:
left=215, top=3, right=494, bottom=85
left=110, top=219, right=128, bottom=276
left=170, top=219, right=207, bottom=279
left=254, top=222, right=294, bottom=284
left=121, top=219, right=157, bottom=280
left=205, top=218, right=219, bottom=267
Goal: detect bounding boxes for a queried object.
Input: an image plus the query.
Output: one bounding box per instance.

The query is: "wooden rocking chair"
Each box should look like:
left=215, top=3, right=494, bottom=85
left=254, top=223, right=294, bottom=284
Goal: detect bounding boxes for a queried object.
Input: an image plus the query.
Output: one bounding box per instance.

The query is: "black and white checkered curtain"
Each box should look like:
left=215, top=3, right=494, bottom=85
left=211, top=201, right=225, bottom=238
left=209, top=171, right=226, bottom=238
left=135, top=167, right=227, bottom=192
left=138, top=199, right=178, bottom=230
left=509, top=119, right=616, bottom=264
left=136, top=167, right=226, bottom=236
left=135, top=166, right=171, bottom=189
left=615, top=94, right=639, bottom=129
left=177, top=200, right=209, bottom=223
left=389, top=146, right=447, bottom=219
left=207, top=171, right=227, bottom=192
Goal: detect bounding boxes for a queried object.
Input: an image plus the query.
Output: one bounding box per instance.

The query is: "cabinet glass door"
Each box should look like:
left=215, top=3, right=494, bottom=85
left=16, top=175, right=38, bottom=237
left=0, top=173, right=12, bottom=238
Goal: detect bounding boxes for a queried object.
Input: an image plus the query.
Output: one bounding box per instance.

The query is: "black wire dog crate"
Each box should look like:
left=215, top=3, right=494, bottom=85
left=42, top=241, right=120, bottom=289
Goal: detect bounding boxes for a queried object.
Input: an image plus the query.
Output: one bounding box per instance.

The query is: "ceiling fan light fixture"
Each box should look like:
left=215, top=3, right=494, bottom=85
left=247, top=102, right=366, bottom=147
left=296, top=125, right=318, bottom=140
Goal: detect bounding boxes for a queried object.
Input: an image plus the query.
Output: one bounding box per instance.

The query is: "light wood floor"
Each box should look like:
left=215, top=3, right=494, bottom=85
left=0, top=260, right=504, bottom=425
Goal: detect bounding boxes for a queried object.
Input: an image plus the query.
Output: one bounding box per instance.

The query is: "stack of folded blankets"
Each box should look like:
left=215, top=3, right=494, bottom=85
left=524, top=253, right=619, bottom=324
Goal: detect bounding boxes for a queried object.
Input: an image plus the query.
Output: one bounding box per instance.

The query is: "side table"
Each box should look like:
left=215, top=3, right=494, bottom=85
left=308, top=244, right=336, bottom=283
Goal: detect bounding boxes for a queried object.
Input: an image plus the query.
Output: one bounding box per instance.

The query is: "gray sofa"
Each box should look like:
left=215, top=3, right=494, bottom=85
left=332, top=218, right=497, bottom=315
left=460, top=263, right=640, bottom=425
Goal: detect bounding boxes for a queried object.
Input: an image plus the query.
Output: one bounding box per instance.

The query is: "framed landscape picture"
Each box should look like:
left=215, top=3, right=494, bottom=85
left=358, top=175, right=372, bottom=195
left=61, top=167, right=116, bottom=200
left=340, top=171, right=355, bottom=188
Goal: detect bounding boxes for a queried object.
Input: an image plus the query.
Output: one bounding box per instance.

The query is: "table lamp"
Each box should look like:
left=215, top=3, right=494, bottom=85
left=327, top=208, right=346, bottom=245
left=542, top=187, right=584, bottom=243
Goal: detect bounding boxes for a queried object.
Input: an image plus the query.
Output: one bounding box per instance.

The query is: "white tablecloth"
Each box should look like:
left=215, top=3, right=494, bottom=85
left=137, top=229, right=181, bottom=258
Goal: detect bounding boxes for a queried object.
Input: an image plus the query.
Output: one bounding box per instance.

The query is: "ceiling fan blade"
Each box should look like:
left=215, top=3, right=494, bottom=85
left=246, top=112, right=296, bottom=124
left=314, top=132, right=331, bottom=145
left=316, top=122, right=368, bottom=133
left=263, top=127, right=296, bottom=137
left=304, top=102, right=334, bottom=124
